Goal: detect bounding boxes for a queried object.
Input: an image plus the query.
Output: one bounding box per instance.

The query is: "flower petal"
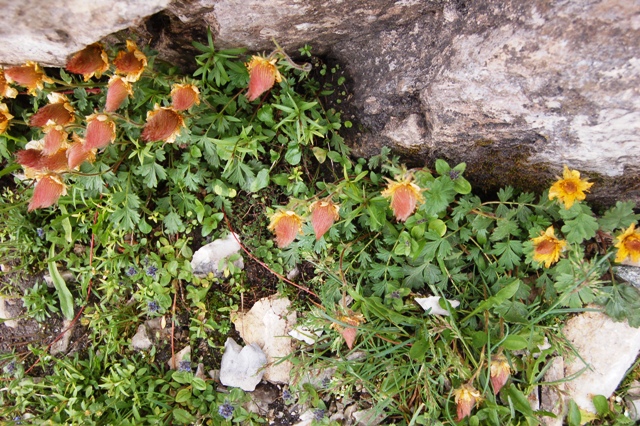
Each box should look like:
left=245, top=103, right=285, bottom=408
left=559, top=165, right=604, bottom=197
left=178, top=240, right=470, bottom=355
left=310, top=200, right=340, bottom=240
left=85, top=114, right=116, bottom=150
left=66, top=43, right=109, bottom=81
left=141, top=106, right=184, bottom=143
left=29, top=102, right=74, bottom=127
left=268, top=210, right=303, bottom=248
left=246, top=56, right=281, bottom=101
left=5, top=61, right=52, bottom=94
left=28, top=174, right=66, bottom=211
left=114, top=40, right=147, bottom=82
left=171, top=83, right=200, bottom=111
left=105, top=76, right=132, bottom=112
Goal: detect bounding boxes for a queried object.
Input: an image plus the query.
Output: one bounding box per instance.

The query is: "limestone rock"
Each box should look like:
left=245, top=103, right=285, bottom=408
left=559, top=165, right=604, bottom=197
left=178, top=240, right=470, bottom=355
left=0, top=297, right=20, bottom=329
left=219, top=337, right=267, bottom=391
left=562, top=310, right=640, bottom=413
left=415, top=296, right=460, bottom=316
left=0, top=0, right=170, bottom=66
left=167, top=345, right=191, bottom=370
left=191, top=233, right=244, bottom=277
left=50, top=319, right=74, bottom=355
left=540, top=356, right=565, bottom=426
left=233, top=294, right=296, bottom=384
left=131, top=324, right=153, bottom=351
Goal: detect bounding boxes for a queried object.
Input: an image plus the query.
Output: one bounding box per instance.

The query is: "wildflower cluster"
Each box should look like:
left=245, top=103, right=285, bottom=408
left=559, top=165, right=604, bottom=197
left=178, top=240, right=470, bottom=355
left=5, top=41, right=199, bottom=210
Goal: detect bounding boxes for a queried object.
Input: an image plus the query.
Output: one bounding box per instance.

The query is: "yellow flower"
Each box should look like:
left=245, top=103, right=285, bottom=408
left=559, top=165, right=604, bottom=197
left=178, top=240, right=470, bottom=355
left=309, top=199, right=340, bottom=240
left=490, top=354, right=511, bottom=394
left=114, top=40, right=147, bottom=82
left=267, top=210, right=302, bottom=248
left=381, top=175, right=425, bottom=222
left=245, top=55, right=282, bottom=101
left=614, top=223, right=640, bottom=263
left=29, top=93, right=75, bottom=127
left=4, top=61, right=53, bottom=95
left=548, top=165, right=593, bottom=209
left=85, top=113, right=116, bottom=150
left=0, top=69, right=18, bottom=99
left=453, top=383, right=482, bottom=421
left=0, top=103, right=14, bottom=134
left=531, top=226, right=567, bottom=268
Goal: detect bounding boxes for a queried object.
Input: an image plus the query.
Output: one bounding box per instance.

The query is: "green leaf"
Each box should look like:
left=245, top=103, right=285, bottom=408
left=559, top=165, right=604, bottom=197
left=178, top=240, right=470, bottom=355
left=567, top=400, right=581, bottom=426
left=409, top=338, right=429, bottom=360
left=192, top=377, right=207, bottom=391
left=500, top=335, right=528, bottom=351
left=164, top=211, right=184, bottom=234
left=312, top=147, right=327, bottom=163
left=428, top=219, right=447, bottom=237
left=560, top=204, right=599, bottom=244
left=284, top=145, right=301, bottom=165
left=59, top=205, right=73, bottom=244
left=592, top=395, right=609, bottom=415
left=403, top=262, right=442, bottom=289
left=249, top=168, right=270, bottom=192
left=172, top=408, right=196, bottom=424
left=138, top=220, right=152, bottom=234
left=464, top=280, right=519, bottom=320
left=422, top=178, right=456, bottom=216
left=604, top=284, right=640, bottom=327
left=598, top=201, right=640, bottom=233
left=175, top=387, right=192, bottom=403
left=491, top=240, right=522, bottom=269
left=505, top=384, right=534, bottom=416
left=48, top=247, right=74, bottom=321
left=435, top=159, right=450, bottom=175
left=453, top=177, right=472, bottom=194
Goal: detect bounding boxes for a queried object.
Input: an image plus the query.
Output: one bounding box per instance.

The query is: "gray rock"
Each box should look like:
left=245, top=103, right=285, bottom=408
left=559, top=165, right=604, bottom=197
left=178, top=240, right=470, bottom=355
left=220, top=337, right=267, bottom=391
left=191, top=233, right=244, bottom=277
left=615, top=266, right=640, bottom=289
left=2, top=0, right=639, bottom=202
left=131, top=324, right=153, bottom=351
left=0, top=0, right=169, bottom=66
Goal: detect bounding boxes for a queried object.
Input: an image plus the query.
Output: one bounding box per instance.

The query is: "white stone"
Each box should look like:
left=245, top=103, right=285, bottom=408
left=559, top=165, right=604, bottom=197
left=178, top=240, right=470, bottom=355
left=191, top=233, right=244, bottom=277
left=563, top=310, right=640, bottom=413
left=233, top=294, right=296, bottom=384
left=131, top=324, right=152, bottom=351
left=288, top=325, right=322, bottom=345
left=0, top=297, right=19, bottom=328
left=50, top=319, right=74, bottom=355
left=415, top=296, right=460, bottom=316
left=540, top=356, right=565, bottom=426
left=167, top=345, right=191, bottom=370
left=219, top=338, right=267, bottom=392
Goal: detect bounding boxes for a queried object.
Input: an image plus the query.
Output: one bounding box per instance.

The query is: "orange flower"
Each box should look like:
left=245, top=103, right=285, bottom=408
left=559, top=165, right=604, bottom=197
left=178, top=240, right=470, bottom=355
left=548, top=165, right=593, bottom=209
left=28, top=173, right=66, bottom=211
left=66, top=43, right=109, bottom=81
left=4, top=61, right=53, bottom=94
left=67, top=135, right=96, bottom=170
left=170, top=83, right=200, bottom=111
left=453, top=384, right=482, bottom=421
left=29, top=93, right=75, bottom=127
left=245, top=55, right=282, bottom=101
left=490, top=354, right=511, bottom=394
left=42, top=122, right=69, bottom=155
left=113, top=40, right=147, bottom=82
left=0, top=69, right=18, bottom=99
left=309, top=199, right=340, bottom=240
left=0, top=103, right=14, bottom=134
left=614, top=223, right=640, bottom=263
left=531, top=226, right=566, bottom=268
left=141, top=105, right=185, bottom=143
left=85, top=114, right=116, bottom=150
left=16, top=139, right=69, bottom=179
left=105, top=75, right=133, bottom=112
left=330, top=311, right=366, bottom=350
left=381, top=175, right=425, bottom=222
left=268, top=210, right=303, bottom=248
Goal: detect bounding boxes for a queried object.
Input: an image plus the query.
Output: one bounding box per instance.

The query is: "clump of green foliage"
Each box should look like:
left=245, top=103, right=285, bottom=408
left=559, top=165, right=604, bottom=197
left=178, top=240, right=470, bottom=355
left=0, top=29, right=639, bottom=426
